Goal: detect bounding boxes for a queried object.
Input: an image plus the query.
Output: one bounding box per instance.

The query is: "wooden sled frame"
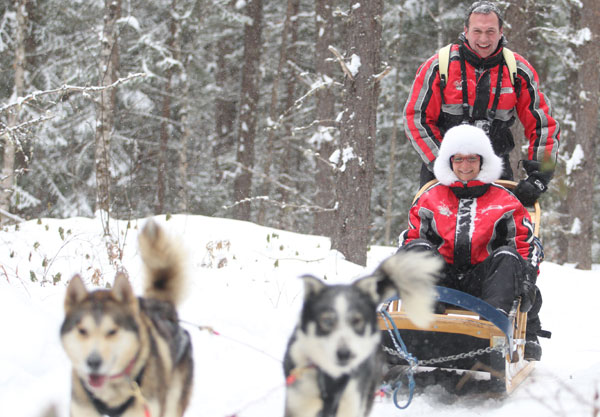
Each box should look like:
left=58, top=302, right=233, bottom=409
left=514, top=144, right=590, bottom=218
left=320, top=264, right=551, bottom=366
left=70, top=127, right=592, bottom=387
left=379, top=180, right=541, bottom=394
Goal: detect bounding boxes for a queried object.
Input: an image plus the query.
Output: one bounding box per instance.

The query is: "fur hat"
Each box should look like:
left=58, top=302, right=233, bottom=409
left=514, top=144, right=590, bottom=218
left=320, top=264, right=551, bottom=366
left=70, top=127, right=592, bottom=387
left=433, top=124, right=503, bottom=185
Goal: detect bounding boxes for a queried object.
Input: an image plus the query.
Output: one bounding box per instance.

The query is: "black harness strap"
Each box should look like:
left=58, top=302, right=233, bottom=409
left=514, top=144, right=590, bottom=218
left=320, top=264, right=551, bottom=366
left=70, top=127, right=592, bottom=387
left=81, top=365, right=146, bottom=417
left=457, top=46, right=505, bottom=124
left=84, top=390, right=135, bottom=417
left=459, top=47, right=470, bottom=123
left=489, top=61, right=504, bottom=119
left=317, top=370, right=350, bottom=417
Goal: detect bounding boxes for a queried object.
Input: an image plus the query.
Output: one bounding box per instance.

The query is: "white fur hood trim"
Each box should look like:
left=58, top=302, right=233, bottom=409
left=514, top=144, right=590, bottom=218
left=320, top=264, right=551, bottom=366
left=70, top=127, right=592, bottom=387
left=433, top=124, right=504, bottom=185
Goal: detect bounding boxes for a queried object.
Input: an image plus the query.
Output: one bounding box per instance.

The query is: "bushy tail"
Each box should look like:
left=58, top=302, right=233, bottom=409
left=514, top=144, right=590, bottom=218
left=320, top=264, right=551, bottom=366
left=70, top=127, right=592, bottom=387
left=379, top=251, right=442, bottom=328
left=138, top=219, right=187, bottom=305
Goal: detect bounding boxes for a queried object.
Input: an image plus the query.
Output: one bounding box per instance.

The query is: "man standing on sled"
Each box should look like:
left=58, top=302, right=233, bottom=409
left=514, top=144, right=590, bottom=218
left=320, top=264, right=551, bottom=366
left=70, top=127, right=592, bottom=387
left=403, top=1, right=560, bottom=207
left=399, top=124, right=546, bottom=360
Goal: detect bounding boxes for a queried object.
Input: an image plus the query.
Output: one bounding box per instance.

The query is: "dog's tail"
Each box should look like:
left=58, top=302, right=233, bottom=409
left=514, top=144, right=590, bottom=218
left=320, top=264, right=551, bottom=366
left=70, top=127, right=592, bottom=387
left=378, top=251, right=442, bottom=328
left=138, top=219, right=187, bottom=305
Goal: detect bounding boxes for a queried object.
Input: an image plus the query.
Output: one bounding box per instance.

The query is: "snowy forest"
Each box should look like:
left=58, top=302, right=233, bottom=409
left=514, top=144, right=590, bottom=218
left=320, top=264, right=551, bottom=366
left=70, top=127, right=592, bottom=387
left=0, top=0, right=599, bottom=268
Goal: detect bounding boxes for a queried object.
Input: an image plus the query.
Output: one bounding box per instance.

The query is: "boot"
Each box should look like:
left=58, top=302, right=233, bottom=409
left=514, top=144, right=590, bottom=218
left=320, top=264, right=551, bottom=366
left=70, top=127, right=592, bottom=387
left=524, top=333, right=542, bottom=361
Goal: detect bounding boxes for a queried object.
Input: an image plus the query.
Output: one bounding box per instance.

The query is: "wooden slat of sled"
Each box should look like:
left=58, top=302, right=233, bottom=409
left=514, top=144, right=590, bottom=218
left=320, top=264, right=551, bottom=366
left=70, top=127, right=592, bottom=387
left=378, top=311, right=505, bottom=341
left=506, top=361, right=536, bottom=394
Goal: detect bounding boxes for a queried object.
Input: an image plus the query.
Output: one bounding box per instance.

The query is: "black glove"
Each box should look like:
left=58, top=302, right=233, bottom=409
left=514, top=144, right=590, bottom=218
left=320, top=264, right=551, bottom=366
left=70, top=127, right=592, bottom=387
left=514, top=160, right=554, bottom=207
left=519, top=265, right=538, bottom=313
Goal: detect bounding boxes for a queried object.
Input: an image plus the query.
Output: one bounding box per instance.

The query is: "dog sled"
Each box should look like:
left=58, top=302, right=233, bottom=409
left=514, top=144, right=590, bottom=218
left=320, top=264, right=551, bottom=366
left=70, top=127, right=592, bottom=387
left=379, top=180, right=540, bottom=396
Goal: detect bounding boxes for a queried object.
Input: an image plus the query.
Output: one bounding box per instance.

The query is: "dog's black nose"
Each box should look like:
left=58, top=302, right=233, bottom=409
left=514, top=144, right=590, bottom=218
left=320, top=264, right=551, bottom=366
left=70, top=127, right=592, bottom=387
left=86, top=353, right=102, bottom=371
left=336, top=347, right=353, bottom=364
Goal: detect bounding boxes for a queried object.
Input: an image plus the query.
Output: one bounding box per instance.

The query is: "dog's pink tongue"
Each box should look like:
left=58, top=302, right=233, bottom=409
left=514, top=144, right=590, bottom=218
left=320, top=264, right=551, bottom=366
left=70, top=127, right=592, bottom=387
left=88, top=374, right=106, bottom=388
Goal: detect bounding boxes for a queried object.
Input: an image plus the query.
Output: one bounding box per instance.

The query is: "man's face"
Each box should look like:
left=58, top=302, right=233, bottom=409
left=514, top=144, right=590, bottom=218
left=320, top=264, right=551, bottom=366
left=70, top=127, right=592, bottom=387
left=464, top=13, right=503, bottom=58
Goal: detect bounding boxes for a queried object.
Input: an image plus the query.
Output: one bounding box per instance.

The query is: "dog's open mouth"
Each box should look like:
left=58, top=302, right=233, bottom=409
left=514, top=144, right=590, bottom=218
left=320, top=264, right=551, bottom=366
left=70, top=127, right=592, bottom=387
left=88, top=374, right=107, bottom=388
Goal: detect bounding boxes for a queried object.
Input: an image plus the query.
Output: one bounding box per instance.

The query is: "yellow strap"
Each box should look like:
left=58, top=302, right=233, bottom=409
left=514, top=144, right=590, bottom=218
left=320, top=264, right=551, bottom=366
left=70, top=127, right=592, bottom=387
left=439, top=44, right=517, bottom=86
left=438, top=44, right=452, bottom=85
left=502, top=47, right=517, bottom=85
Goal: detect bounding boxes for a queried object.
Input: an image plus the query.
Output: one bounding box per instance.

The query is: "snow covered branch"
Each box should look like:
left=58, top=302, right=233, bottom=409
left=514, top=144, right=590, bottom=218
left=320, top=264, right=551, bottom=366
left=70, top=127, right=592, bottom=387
left=0, top=73, right=147, bottom=116
left=223, top=194, right=336, bottom=214
left=0, top=114, right=55, bottom=137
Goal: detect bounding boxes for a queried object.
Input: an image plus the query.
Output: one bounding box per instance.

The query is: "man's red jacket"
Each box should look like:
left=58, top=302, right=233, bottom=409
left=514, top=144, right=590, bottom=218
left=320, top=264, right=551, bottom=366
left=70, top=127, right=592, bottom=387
left=404, top=42, right=560, bottom=165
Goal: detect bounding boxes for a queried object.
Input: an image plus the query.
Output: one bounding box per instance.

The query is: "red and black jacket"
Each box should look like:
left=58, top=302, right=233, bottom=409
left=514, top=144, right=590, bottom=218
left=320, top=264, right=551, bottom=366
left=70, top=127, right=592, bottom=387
left=404, top=36, right=560, bottom=166
left=401, top=181, right=541, bottom=271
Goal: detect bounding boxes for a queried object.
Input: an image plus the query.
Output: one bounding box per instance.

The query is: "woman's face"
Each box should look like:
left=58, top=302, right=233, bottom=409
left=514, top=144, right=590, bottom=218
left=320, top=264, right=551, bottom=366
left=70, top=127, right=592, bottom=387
left=451, top=153, right=481, bottom=182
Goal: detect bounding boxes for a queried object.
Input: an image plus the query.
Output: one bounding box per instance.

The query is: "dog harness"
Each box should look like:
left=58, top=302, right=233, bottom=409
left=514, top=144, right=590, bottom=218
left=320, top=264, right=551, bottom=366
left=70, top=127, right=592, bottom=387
left=81, top=365, right=146, bottom=417
left=317, top=370, right=350, bottom=417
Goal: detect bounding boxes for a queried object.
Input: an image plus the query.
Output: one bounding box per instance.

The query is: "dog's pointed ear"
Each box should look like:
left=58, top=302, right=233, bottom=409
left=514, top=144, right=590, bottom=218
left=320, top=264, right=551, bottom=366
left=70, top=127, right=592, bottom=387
left=112, top=272, right=137, bottom=307
left=353, top=275, right=380, bottom=304
left=65, top=274, right=88, bottom=312
left=300, top=274, right=326, bottom=300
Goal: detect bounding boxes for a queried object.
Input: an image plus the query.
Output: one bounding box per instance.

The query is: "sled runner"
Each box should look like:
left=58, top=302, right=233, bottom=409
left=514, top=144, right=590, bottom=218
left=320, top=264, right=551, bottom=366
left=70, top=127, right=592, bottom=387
left=379, top=180, right=540, bottom=395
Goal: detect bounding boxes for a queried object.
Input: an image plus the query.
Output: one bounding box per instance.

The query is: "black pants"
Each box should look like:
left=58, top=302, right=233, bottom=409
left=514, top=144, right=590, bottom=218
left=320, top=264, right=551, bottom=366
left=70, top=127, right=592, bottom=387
left=400, top=239, right=542, bottom=335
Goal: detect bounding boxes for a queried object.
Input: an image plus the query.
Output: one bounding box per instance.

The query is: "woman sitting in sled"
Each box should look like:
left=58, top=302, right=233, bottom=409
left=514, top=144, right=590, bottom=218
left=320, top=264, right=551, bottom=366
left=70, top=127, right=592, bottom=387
left=399, top=124, right=545, bottom=360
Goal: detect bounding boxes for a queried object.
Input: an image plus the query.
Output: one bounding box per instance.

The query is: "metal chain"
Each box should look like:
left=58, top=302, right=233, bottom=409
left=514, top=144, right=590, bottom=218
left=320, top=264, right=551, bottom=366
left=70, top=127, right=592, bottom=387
left=383, top=344, right=506, bottom=367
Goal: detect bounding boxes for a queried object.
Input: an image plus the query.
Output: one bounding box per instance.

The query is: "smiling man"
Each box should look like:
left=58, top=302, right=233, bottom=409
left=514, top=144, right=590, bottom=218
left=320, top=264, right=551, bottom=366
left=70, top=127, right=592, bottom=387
left=403, top=1, right=560, bottom=207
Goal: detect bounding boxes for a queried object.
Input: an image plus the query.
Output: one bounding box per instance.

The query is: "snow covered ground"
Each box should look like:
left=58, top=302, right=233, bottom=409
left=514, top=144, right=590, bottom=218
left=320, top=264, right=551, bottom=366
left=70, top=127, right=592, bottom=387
left=0, top=214, right=598, bottom=417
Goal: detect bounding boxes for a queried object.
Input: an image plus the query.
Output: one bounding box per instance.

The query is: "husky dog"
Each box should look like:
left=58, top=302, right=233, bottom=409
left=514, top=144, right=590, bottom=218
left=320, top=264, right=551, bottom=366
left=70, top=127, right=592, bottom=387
left=60, top=220, right=193, bottom=417
left=283, top=251, right=441, bottom=417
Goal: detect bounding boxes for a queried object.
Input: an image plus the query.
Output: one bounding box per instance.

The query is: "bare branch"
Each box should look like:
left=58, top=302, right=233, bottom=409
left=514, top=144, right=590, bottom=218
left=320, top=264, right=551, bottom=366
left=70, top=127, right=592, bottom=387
left=328, top=45, right=354, bottom=80
left=374, top=66, right=392, bottom=83
left=292, top=119, right=340, bottom=131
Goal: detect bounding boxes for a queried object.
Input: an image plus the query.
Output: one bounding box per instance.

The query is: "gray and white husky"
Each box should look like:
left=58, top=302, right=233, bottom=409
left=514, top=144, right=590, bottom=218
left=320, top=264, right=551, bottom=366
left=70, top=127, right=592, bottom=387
left=283, top=251, right=442, bottom=417
left=60, top=220, right=193, bottom=417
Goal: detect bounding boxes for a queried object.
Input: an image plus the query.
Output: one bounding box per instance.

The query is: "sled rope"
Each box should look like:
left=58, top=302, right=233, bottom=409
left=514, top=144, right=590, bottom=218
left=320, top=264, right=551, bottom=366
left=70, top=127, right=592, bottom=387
left=379, top=307, right=417, bottom=410
left=183, top=319, right=286, bottom=417
left=181, top=319, right=283, bottom=364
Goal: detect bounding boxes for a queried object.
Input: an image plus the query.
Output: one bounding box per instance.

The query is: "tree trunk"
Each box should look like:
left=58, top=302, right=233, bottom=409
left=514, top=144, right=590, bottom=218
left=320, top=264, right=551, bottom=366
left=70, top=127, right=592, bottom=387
left=178, top=65, right=190, bottom=213
left=566, top=0, right=600, bottom=269
left=95, top=0, right=121, bottom=225
left=233, top=0, right=263, bottom=221
left=157, top=72, right=171, bottom=214
left=312, top=0, right=337, bottom=238
left=277, top=0, right=300, bottom=231
left=331, top=0, right=383, bottom=266
left=383, top=6, right=406, bottom=246
left=384, top=68, right=400, bottom=245
left=549, top=4, right=581, bottom=264
left=157, top=0, right=181, bottom=214
left=0, top=0, right=27, bottom=222
left=504, top=0, right=534, bottom=178
left=213, top=34, right=237, bottom=184
left=256, top=0, right=296, bottom=226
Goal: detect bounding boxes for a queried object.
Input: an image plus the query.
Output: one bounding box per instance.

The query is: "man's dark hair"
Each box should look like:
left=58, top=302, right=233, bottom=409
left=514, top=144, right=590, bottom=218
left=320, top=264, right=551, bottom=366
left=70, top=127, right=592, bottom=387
left=465, top=1, right=504, bottom=29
